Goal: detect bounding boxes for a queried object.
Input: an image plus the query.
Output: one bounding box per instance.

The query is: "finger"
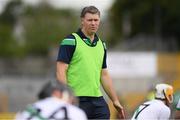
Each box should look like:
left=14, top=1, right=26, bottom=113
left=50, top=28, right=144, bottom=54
left=119, top=109, right=125, bottom=119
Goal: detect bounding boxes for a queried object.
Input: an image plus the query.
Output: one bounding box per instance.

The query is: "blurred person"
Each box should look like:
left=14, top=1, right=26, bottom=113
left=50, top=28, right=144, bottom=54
left=15, top=80, right=87, bottom=120
left=131, top=83, right=173, bottom=120
left=37, top=80, right=79, bottom=105
left=37, top=81, right=54, bottom=100
left=56, top=5, right=125, bottom=119
left=175, top=98, right=180, bottom=119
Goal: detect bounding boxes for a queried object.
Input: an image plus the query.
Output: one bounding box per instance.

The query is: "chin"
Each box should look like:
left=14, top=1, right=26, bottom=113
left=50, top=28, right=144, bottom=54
left=91, top=30, right=97, bottom=33
left=90, top=32, right=96, bottom=35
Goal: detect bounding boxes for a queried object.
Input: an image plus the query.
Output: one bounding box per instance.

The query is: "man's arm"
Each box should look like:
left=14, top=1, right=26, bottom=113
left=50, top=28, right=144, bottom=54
left=56, top=61, right=69, bottom=84
left=101, top=68, right=125, bottom=119
left=56, top=34, right=75, bottom=84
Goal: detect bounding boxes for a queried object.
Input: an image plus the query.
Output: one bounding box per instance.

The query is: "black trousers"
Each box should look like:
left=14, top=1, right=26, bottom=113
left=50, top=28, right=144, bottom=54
left=78, top=96, right=110, bottom=119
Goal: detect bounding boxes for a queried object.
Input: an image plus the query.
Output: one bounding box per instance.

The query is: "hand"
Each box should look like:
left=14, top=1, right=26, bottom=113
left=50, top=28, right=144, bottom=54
left=113, top=100, right=125, bottom=119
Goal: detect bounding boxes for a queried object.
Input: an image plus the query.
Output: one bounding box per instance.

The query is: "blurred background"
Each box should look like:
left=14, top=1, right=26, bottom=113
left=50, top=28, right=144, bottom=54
left=0, top=0, right=180, bottom=119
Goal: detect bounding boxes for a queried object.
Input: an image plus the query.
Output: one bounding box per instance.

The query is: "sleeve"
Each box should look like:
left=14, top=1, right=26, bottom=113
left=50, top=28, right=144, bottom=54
left=76, top=111, right=87, bottom=120
left=69, top=107, right=87, bottom=120
left=57, top=34, right=76, bottom=64
left=102, top=41, right=107, bottom=69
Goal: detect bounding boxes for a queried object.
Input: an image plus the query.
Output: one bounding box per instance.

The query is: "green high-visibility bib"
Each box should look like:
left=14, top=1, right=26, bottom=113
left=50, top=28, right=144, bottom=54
left=67, top=33, right=104, bottom=97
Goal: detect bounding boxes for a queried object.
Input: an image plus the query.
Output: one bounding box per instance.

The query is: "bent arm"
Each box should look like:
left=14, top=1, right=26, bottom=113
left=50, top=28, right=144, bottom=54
left=56, top=61, right=69, bottom=84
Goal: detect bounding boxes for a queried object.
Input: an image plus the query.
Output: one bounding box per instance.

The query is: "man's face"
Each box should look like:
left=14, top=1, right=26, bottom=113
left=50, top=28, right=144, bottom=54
left=81, top=13, right=100, bottom=35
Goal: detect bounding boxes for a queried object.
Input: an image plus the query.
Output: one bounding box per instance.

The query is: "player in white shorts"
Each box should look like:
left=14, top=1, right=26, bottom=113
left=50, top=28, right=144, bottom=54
left=131, top=83, right=173, bottom=120
left=175, top=99, right=180, bottom=119
left=15, top=80, right=87, bottom=120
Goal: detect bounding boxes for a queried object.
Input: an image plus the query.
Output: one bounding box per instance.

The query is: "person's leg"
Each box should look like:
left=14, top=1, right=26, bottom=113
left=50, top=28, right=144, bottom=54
left=78, top=97, right=94, bottom=119
left=92, top=97, right=110, bottom=119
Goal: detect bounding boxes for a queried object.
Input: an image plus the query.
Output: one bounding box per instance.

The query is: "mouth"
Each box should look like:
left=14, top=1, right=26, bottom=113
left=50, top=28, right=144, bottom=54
left=91, top=27, right=97, bottom=30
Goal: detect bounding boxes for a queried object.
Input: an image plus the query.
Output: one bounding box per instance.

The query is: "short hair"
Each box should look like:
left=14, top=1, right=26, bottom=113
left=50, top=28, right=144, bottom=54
left=38, top=80, right=73, bottom=100
left=80, top=6, right=100, bottom=18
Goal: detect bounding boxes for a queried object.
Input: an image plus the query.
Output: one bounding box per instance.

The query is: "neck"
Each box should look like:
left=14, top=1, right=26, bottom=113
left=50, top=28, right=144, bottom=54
left=155, top=98, right=169, bottom=107
left=81, top=28, right=95, bottom=42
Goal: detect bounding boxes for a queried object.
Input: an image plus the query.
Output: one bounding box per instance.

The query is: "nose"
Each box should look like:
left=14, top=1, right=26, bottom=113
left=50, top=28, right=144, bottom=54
left=91, top=20, right=96, bottom=25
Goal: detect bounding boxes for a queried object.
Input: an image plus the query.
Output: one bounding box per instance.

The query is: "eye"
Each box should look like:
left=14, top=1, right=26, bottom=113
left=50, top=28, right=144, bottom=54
left=94, top=19, right=99, bottom=22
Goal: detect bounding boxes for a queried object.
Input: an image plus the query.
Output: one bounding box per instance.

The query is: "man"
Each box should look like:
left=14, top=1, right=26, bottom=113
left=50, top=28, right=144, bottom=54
left=131, top=83, right=173, bottom=120
left=15, top=80, right=87, bottom=120
left=56, top=6, right=125, bottom=119
left=175, top=98, right=180, bottom=119
left=37, top=80, right=79, bottom=106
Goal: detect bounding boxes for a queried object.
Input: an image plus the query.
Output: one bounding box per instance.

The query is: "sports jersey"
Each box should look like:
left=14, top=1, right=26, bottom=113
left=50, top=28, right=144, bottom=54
left=177, top=99, right=180, bottom=110
left=15, top=97, right=87, bottom=120
left=57, top=29, right=107, bottom=68
left=131, top=99, right=170, bottom=120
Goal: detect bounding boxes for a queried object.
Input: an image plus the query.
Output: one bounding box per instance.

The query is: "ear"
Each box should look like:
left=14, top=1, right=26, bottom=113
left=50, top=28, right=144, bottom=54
left=81, top=18, right=85, bottom=24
